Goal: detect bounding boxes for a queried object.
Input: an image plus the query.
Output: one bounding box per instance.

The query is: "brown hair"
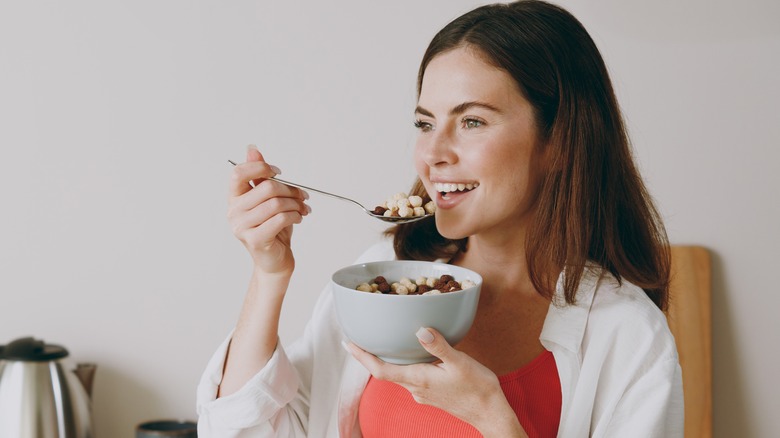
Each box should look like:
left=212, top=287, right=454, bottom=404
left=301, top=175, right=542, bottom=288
left=387, top=0, right=670, bottom=310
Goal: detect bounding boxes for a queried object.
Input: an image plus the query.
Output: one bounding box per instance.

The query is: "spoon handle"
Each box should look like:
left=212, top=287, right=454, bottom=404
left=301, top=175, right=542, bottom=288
left=271, top=177, right=368, bottom=211
left=227, top=160, right=369, bottom=212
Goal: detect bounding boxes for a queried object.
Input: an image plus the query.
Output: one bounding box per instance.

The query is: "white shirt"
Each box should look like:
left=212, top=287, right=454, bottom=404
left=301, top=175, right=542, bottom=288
left=196, top=241, right=684, bottom=437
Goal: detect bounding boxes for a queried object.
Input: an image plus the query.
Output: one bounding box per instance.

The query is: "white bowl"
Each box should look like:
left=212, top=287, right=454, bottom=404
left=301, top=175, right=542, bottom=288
left=331, top=260, right=482, bottom=364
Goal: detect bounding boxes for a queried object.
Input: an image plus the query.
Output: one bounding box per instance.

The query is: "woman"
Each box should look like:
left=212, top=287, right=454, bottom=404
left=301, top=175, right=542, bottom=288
left=197, top=1, right=683, bottom=437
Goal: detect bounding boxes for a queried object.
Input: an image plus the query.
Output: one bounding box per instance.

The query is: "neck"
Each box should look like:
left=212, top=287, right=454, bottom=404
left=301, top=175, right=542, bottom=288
left=452, top=231, right=538, bottom=302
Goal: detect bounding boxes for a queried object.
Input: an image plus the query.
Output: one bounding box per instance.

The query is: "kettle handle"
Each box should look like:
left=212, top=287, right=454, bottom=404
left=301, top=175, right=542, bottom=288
left=73, top=363, right=97, bottom=398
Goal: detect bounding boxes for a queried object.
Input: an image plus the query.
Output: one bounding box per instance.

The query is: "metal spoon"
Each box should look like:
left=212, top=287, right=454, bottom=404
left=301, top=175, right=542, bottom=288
left=228, top=160, right=433, bottom=224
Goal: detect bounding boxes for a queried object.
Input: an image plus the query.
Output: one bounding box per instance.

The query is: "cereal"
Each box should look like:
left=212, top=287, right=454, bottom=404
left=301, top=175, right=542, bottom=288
left=368, top=276, right=390, bottom=293
left=355, top=274, right=475, bottom=295
left=372, top=193, right=435, bottom=219
left=461, top=279, right=476, bottom=289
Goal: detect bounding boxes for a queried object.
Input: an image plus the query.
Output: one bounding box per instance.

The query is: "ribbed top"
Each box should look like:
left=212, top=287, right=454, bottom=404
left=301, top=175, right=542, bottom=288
left=358, top=350, right=561, bottom=437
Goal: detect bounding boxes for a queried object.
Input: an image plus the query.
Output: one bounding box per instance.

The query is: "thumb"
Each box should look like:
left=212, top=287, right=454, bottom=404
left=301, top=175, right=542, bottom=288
left=246, top=144, right=264, bottom=163
left=416, top=327, right=457, bottom=363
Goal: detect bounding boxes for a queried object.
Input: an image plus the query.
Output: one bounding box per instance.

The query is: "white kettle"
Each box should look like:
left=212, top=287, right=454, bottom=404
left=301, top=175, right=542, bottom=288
left=0, top=337, right=96, bottom=438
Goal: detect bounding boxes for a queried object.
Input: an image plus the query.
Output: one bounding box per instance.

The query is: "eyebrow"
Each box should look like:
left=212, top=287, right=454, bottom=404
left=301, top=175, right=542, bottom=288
left=415, top=101, right=502, bottom=118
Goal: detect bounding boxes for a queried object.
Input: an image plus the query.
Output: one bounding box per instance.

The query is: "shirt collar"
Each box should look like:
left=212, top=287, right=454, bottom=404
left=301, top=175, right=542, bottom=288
left=540, top=264, right=602, bottom=354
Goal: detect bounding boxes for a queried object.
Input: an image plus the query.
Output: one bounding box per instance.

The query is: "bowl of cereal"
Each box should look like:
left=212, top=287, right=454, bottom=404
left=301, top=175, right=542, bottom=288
left=331, top=260, right=482, bottom=364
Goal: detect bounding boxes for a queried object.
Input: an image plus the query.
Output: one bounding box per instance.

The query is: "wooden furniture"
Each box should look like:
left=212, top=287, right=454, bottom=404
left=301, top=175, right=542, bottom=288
left=666, top=246, right=712, bottom=438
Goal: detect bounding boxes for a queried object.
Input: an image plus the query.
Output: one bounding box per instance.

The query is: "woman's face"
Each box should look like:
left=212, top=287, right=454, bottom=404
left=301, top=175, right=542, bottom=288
left=414, top=47, right=546, bottom=241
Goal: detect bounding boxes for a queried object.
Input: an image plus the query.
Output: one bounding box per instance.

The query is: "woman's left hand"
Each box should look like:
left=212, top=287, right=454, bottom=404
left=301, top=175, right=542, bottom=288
left=345, top=327, right=528, bottom=437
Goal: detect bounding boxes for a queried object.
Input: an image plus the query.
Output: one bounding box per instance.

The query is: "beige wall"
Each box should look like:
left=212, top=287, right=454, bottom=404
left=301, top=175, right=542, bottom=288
left=1, top=1, right=777, bottom=436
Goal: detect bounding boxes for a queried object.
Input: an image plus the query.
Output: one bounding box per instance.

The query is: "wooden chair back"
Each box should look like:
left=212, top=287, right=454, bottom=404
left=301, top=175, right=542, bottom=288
left=666, top=246, right=712, bottom=437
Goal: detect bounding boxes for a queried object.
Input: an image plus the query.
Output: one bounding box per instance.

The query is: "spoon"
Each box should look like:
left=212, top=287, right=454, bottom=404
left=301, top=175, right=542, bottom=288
left=228, top=160, right=433, bottom=224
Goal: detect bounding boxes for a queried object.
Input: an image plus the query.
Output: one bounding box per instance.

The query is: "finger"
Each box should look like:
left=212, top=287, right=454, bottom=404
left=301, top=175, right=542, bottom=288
left=245, top=145, right=266, bottom=187
left=231, top=179, right=309, bottom=213
left=234, top=197, right=310, bottom=235
left=344, top=342, right=394, bottom=381
left=246, top=144, right=264, bottom=162
left=344, top=342, right=415, bottom=384
left=229, top=161, right=281, bottom=197
left=241, top=210, right=304, bottom=249
left=416, top=327, right=458, bottom=364
left=343, top=342, right=384, bottom=374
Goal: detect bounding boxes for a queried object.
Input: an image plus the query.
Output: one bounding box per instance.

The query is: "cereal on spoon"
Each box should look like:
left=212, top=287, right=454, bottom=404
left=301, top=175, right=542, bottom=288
left=371, top=192, right=435, bottom=219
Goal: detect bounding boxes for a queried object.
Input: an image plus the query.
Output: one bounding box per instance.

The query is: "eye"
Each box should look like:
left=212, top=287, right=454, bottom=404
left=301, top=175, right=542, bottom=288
left=462, top=118, right=485, bottom=129
left=414, top=119, right=434, bottom=133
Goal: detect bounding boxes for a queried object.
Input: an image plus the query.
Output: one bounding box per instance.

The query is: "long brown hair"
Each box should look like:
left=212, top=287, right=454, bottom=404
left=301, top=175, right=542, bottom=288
left=387, top=0, right=671, bottom=310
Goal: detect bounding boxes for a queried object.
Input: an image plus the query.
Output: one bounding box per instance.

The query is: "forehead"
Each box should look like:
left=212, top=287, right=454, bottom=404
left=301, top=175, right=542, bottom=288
left=419, top=47, right=525, bottom=110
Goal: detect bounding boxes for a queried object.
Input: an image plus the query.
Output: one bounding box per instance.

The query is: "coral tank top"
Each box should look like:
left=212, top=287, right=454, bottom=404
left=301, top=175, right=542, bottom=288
left=358, top=350, right=561, bottom=438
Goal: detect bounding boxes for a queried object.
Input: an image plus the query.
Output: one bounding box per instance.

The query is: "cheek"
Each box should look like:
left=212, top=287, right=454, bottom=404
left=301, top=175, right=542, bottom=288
left=485, top=149, right=534, bottom=198
left=501, top=156, right=546, bottom=210
left=413, top=146, right=428, bottom=176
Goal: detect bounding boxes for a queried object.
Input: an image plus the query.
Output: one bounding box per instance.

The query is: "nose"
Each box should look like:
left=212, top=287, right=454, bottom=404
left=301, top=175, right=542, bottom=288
left=416, top=128, right=458, bottom=167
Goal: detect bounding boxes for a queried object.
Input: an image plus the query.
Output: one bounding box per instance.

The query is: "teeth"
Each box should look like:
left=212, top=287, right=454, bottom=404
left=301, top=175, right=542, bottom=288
left=434, top=182, right=479, bottom=193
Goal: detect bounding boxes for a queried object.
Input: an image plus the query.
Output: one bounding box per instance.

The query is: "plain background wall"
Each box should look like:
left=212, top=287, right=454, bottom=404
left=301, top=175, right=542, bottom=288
left=1, top=0, right=778, bottom=436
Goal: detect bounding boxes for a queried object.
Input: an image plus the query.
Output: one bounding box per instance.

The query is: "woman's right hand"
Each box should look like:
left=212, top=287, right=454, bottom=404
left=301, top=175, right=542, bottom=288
left=227, top=145, right=310, bottom=277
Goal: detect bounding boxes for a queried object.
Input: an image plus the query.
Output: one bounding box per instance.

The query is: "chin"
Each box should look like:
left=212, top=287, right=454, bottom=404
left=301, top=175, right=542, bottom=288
left=434, top=216, right=471, bottom=240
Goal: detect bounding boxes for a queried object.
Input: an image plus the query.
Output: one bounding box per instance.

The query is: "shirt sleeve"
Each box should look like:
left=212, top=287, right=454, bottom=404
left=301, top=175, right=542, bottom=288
left=195, top=240, right=395, bottom=437
left=195, top=332, right=309, bottom=437
left=603, top=357, right=684, bottom=437
left=578, top=276, right=686, bottom=438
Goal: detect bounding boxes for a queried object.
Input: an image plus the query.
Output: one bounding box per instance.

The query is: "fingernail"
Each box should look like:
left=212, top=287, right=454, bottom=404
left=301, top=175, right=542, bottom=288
left=305, top=204, right=312, bottom=214
left=270, top=165, right=282, bottom=175
left=246, top=144, right=258, bottom=151
left=341, top=340, right=352, bottom=354
left=416, top=327, right=434, bottom=344
left=302, top=190, right=310, bottom=200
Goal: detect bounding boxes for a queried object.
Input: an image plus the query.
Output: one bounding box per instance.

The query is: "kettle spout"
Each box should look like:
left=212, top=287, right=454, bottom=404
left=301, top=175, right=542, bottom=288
left=73, top=363, right=97, bottom=398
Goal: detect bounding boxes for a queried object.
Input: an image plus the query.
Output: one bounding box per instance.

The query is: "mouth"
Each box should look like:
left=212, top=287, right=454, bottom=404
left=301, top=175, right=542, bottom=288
left=433, top=182, right=479, bottom=199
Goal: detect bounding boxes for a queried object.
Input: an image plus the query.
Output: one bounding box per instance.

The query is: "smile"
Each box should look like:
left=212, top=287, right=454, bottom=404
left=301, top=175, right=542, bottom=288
left=433, top=182, right=480, bottom=194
